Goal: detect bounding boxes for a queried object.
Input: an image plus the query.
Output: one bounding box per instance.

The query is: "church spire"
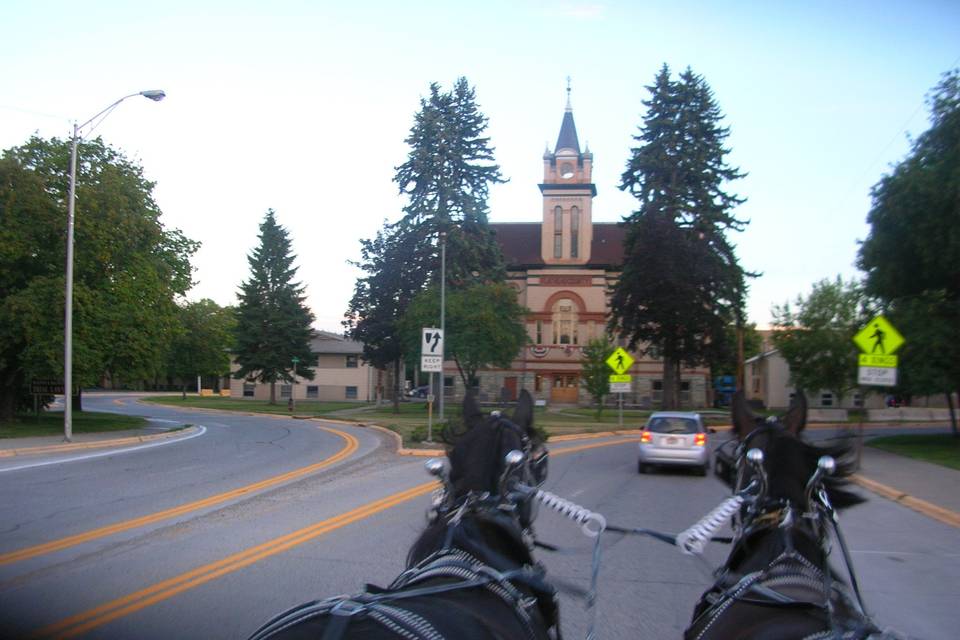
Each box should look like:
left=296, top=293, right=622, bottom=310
left=555, top=77, right=580, bottom=154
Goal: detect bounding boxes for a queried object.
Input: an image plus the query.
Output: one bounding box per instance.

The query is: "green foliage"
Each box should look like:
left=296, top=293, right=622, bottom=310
left=168, top=300, right=236, bottom=392
left=713, top=322, right=763, bottom=377
left=580, top=337, right=614, bottom=417
left=393, top=77, right=507, bottom=285
left=609, top=65, right=748, bottom=409
left=772, top=276, right=869, bottom=401
left=858, top=69, right=960, bottom=424
left=0, top=135, right=197, bottom=420
left=399, top=283, right=528, bottom=387
left=346, top=77, right=508, bottom=411
left=233, top=210, right=317, bottom=403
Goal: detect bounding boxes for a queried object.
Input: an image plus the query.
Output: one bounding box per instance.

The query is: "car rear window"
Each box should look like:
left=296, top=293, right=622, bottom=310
left=647, top=417, right=699, bottom=434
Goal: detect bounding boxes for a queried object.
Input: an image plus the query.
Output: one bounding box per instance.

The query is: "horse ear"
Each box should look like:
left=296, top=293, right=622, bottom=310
left=462, top=390, right=484, bottom=430
left=731, top=390, right=756, bottom=440
left=784, top=390, right=807, bottom=435
left=512, top=390, right=534, bottom=432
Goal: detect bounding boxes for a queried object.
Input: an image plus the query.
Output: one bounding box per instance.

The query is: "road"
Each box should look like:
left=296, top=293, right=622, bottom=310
left=1, top=394, right=957, bottom=639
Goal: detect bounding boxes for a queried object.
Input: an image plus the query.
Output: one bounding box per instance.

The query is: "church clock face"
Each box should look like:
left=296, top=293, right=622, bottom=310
left=560, top=163, right=574, bottom=179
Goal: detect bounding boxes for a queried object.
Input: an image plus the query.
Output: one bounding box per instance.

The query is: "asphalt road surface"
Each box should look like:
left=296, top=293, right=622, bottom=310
left=1, top=394, right=957, bottom=639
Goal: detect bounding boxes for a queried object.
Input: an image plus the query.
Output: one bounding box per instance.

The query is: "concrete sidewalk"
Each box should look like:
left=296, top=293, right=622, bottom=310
left=0, top=426, right=193, bottom=458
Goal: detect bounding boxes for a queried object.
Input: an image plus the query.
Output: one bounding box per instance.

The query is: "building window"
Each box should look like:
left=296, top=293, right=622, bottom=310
left=752, top=377, right=761, bottom=393
left=820, top=392, right=834, bottom=407
left=570, top=206, right=579, bottom=258
left=652, top=380, right=663, bottom=404
left=345, top=386, right=358, bottom=399
left=680, top=380, right=691, bottom=404
left=243, top=383, right=255, bottom=398
left=553, top=206, right=562, bottom=258
left=551, top=298, right=578, bottom=345
left=345, top=355, right=358, bottom=368
left=280, top=384, right=293, bottom=399
left=852, top=392, right=863, bottom=408
left=535, top=320, right=543, bottom=344
left=307, top=385, right=319, bottom=399
left=534, top=374, right=543, bottom=392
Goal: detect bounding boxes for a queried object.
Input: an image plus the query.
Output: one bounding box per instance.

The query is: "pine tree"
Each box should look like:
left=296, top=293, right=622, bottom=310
left=233, top=210, right=317, bottom=404
left=610, top=65, right=748, bottom=409
left=393, top=77, right=507, bottom=285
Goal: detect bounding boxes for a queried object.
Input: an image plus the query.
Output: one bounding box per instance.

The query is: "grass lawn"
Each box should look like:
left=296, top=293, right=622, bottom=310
left=868, top=433, right=960, bottom=471
left=140, top=396, right=360, bottom=415
left=0, top=411, right=148, bottom=439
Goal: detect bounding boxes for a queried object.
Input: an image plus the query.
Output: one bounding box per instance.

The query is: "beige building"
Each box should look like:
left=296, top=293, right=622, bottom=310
left=230, top=331, right=377, bottom=402
left=451, top=98, right=710, bottom=407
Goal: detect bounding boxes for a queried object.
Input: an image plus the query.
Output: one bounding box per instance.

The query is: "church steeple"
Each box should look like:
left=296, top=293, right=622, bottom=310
left=555, top=77, right=580, bottom=154
left=539, top=81, right=596, bottom=265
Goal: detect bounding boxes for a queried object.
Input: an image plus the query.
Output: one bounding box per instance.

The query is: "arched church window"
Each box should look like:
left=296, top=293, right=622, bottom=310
left=551, top=298, right=579, bottom=345
left=553, top=206, right=563, bottom=258
left=570, top=206, right=579, bottom=258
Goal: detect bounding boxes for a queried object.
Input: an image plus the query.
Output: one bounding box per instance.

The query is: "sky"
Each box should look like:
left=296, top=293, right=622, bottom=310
left=2, top=1, right=958, bottom=332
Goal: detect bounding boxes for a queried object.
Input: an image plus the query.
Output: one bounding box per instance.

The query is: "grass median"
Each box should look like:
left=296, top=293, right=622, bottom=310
left=0, top=412, right=148, bottom=439
left=868, top=433, right=960, bottom=471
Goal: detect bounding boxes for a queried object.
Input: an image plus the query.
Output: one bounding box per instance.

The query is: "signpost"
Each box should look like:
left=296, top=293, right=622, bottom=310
left=606, top=348, right=635, bottom=429
left=853, top=315, right=903, bottom=387
left=290, top=357, right=300, bottom=412
left=421, top=328, right=444, bottom=443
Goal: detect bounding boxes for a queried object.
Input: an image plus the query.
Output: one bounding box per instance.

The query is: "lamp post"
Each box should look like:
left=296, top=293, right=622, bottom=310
left=64, top=90, right=165, bottom=442
left=438, top=231, right=446, bottom=422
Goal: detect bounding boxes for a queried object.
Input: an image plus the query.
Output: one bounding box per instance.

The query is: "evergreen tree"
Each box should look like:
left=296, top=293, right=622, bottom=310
left=610, top=65, right=748, bottom=409
left=346, top=78, right=508, bottom=410
left=233, top=210, right=317, bottom=404
left=393, top=77, right=508, bottom=285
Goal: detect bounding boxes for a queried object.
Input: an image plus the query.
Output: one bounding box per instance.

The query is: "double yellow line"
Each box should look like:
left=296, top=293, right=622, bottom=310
left=31, top=434, right=637, bottom=638
left=1, top=427, right=358, bottom=567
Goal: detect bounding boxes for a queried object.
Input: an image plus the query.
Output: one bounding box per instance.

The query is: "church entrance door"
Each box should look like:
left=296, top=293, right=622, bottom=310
left=551, top=374, right=579, bottom=404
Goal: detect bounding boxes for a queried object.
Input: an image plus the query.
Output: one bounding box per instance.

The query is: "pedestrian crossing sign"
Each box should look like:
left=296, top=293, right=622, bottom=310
left=606, top=348, right=634, bottom=375
left=853, top=315, right=904, bottom=355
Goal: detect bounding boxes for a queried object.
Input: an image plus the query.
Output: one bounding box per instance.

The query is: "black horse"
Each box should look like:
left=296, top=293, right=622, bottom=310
left=248, top=390, right=559, bottom=640
left=685, top=391, right=897, bottom=640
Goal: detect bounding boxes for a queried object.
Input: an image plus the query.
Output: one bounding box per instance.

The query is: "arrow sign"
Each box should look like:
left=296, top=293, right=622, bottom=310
left=421, top=327, right=443, bottom=373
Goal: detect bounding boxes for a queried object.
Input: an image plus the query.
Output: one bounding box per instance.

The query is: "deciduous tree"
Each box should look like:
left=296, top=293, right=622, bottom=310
left=168, top=299, right=235, bottom=398
left=772, top=277, right=869, bottom=404
left=0, top=135, right=196, bottom=421
left=580, top=337, right=614, bottom=418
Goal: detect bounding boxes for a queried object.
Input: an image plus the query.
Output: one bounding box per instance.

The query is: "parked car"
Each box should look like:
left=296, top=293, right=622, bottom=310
left=713, top=437, right=739, bottom=485
left=407, top=385, right=430, bottom=398
left=638, top=412, right=712, bottom=475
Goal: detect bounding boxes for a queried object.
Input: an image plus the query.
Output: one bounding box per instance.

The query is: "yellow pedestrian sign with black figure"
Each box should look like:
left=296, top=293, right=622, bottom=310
left=606, top=347, right=634, bottom=375
left=854, top=315, right=904, bottom=386
left=853, top=315, right=904, bottom=356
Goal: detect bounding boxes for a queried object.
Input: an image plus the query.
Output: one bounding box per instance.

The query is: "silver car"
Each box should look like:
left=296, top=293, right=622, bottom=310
left=638, top=412, right=710, bottom=475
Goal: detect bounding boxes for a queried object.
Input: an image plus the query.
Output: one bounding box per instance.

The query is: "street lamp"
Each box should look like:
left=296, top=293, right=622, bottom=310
left=63, top=90, right=165, bottom=441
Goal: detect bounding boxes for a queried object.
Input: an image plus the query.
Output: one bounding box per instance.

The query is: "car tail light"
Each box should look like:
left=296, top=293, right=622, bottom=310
left=640, top=430, right=651, bottom=443
left=694, top=433, right=706, bottom=446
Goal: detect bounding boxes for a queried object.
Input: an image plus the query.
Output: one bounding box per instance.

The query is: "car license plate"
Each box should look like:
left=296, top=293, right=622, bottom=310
left=666, top=436, right=678, bottom=446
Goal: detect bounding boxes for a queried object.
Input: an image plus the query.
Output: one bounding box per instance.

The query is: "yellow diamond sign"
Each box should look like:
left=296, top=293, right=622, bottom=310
left=606, top=347, right=634, bottom=375
left=853, top=315, right=904, bottom=355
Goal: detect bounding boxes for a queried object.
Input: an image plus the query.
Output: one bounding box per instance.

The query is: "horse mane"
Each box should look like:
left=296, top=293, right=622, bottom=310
left=729, top=391, right=865, bottom=510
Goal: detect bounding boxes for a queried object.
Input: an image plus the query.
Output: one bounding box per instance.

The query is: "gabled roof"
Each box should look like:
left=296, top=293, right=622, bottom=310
left=310, top=330, right=363, bottom=355
left=489, top=222, right=625, bottom=268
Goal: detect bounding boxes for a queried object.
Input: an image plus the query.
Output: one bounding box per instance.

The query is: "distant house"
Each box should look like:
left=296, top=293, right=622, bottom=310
left=745, top=348, right=883, bottom=411
left=229, top=331, right=378, bottom=402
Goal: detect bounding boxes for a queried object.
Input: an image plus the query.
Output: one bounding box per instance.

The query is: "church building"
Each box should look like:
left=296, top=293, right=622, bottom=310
left=451, top=93, right=710, bottom=407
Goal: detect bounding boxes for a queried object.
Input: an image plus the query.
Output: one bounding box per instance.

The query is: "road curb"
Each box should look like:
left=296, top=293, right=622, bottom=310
left=0, top=426, right=200, bottom=458
left=851, top=474, right=960, bottom=529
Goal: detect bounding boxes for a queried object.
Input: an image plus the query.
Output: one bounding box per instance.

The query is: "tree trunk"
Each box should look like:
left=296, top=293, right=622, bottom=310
left=392, top=359, right=401, bottom=414
left=181, top=383, right=187, bottom=400
left=269, top=381, right=276, bottom=405
left=662, top=355, right=679, bottom=410
left=72, top=388, right=83, bottom=412
left=948, top=390, right=958, bottom=438
left=0, top=388, right=15, bottom=423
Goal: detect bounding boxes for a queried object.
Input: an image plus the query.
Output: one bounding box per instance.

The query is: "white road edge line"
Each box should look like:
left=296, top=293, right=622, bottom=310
left=0, top=426, right=207, bottom=474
